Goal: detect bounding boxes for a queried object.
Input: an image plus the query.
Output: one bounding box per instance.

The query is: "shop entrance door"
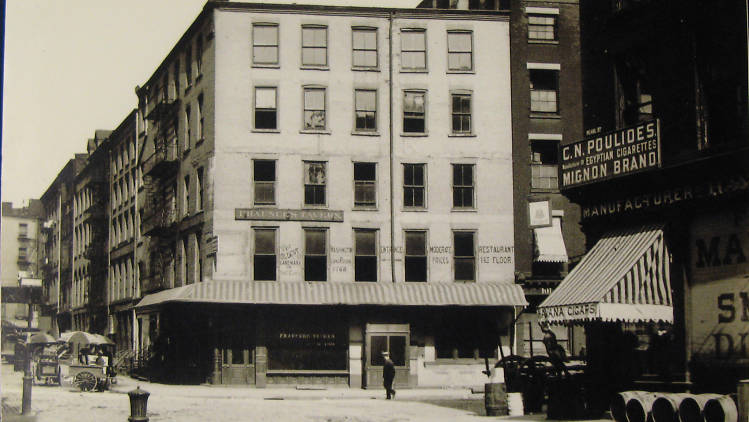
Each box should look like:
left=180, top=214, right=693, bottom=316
left=220, top=334, right=255, bottom=385
left=364, top=324, right=409, bottom=389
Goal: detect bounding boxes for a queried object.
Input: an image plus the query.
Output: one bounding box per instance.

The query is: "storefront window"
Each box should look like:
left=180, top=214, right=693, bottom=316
left=267, top=322, right=346, bottom=370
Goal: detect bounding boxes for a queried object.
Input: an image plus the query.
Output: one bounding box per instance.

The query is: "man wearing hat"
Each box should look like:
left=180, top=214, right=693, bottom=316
left=382, top=351, right=396, bottom=399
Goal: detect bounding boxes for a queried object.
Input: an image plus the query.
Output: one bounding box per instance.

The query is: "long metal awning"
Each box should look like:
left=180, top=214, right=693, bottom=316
left=538, top=223, right=673, bottom=324
left=135, top=280, right=528, bottom=310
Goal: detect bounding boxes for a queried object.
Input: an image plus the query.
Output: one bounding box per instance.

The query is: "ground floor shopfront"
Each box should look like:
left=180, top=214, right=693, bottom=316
left=135, top=280, right=526, bottom=387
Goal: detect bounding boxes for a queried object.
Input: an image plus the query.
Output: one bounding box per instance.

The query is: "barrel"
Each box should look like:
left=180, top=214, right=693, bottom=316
left=612, top=391, right=648, bottom=422
left=704, top=396, right=738, bottom=422
left=679, top=394, right=722, bottom=422
left=626, top=392, right=659, bottom=422
left=653, top=394, right=696, bottom=422
left=484, top=382, right=508, bottom=416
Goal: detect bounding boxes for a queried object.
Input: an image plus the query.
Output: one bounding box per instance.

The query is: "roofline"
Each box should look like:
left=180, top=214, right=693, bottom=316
left=136, top=0, right=508, bottom=94
left=108, top=109, right=138, bottom=144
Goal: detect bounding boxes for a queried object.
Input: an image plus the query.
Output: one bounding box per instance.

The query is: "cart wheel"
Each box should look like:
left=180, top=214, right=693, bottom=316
left=73, top=371, right=98, bottom=392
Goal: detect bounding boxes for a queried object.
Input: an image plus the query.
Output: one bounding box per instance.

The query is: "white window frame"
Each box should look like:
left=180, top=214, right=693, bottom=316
left=352, top=27, right=378, bottom=70
left=301, top=25, right=328, bottom=68
left=400, top=28, right=427, bottom=71
left=447, top=30, right=473, bottom=72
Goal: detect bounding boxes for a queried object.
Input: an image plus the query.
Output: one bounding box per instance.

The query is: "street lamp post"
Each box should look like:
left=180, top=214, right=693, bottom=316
left=19, top=276, right=42, bottom=415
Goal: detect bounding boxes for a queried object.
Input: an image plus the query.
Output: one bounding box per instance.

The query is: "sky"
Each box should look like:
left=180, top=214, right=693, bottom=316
left=1, top=0, right=418, bottom=207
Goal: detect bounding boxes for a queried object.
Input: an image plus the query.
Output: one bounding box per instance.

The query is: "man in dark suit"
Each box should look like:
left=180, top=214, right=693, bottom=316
left=382, top=351, right=396, bottom=399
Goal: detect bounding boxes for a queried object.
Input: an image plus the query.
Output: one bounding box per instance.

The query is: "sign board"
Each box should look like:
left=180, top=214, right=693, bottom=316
left=1, top=286, right=43, bottom=304
left=528, top=201, right=552, bottom=228
left=235, top=208, right=344, bottom=222
left=19, top=278, right=42, bottom=288
left=559, top=120, right=661, bottom=189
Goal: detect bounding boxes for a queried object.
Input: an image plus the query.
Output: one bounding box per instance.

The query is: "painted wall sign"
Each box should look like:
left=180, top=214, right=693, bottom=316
left=529, top=201, right=552, bottom=228
left=560, top=120, right=661, bottom=189
left=689, top=211, right=749, bottom=365
left=235, top=208, right=344, bottom=222
left=581, top=173, right=749, bottom=219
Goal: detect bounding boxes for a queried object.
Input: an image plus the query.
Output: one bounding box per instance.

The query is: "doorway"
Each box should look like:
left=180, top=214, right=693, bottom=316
left=365, top=323, right=409, bottom=388
left=220, top=333, right=255, bottom=385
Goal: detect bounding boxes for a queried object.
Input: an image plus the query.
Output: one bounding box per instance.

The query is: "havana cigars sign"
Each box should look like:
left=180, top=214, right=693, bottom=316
left=559, top=120, right=661, bottom=189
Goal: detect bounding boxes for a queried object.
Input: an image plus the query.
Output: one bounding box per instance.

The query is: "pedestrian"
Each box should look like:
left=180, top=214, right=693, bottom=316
left=382, top=351, right=396, bottom=399
left=539, top=322, right=570, bottom=377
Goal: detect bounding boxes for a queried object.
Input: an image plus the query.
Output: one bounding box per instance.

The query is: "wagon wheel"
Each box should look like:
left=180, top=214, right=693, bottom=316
left=73, top=371, right=98, bottom=392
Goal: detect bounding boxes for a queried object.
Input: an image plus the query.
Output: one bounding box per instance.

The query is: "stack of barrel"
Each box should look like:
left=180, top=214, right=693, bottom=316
left=610, top=391, right=738, bottom=422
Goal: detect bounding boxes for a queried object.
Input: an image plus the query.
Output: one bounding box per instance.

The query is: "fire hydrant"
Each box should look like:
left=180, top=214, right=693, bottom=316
left=127, top=386, right=150, bottom=422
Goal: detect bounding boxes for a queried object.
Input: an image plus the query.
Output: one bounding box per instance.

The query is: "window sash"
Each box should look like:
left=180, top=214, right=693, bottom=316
left=447, top=32, right=473, bottom=71
left=451, top=94, right=472, bottom=133
left=401, top=30, right=426, bottom=69
left=354, top=230, right=377, bottom=282
left=302, top=26, right=328, bottom=66
left=255, top=87, right=278, bottom=130
left=531, top=164, right=559, bottom=190
left=253, top=25, right=279, bottom=64
left=354, top=163, right=376, bottom=207
left=454, top=232, right=476, bottom=281
left=254, top=228, right=277, bottom=281
left=355, top=90, right=377, bottom=130
left=303, top=88, right=326, bottom=129
left=304, top=162, right=326, bottom=205
left=530, top=70, right=559, bottom=113
left=254, top=160, right=276, bottom=204
left=405, top=231, right=427, bottom=282
left=528, top=15, right=556, bottom=40
left=403, top=164, right=425, bottom=208
left=304, top=229, right=327, bottom=281
left=452, top=164, right=474, bottom=208
left=353, top=28, right=377, bottom=68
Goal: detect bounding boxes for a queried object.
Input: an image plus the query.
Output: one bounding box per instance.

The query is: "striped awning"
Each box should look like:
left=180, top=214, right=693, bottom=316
left=135, top=280, right=528, bottom=310
left=533, top=217, right=568, bottom=263
left=538, top=223, right=672, bottom=324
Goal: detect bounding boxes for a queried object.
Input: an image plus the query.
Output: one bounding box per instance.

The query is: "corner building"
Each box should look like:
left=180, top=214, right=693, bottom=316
left=134, top=2, right=525, bottom=387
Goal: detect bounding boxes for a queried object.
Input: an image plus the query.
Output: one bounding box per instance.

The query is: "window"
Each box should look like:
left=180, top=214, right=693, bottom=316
left=254, top=87, right=277, bottom=130
left=183, top=175, right=191, bottom=216
left=304, top=228, right=327, bottom=281
left=196, top=36, right=203, bottom=76
left=253, top=24, right=279, bottom=65
left=303, top=87, right=326, bottom=130
left=531, top=140, right=559, bottom=190
left=452, top=164, right=474, bottom=208
left=195, top=232, right=202, bottom=283
left=353, top=162, right=376, bottom=208
left=301, top=25, right=327, bottom=67
left=304, top=161, right=326, bottom=206
left=451, top=92, right=472, bottom=134
left=352, top=27, right=377, bottom=68
left=454, top=231, right=476, bottom=282
left=401, top=29, right=426, bottom=70
left=403, top=164, right=425, bottom=208
left=181, top=238, right=188, bottom=285
left=529, top=69, right=559, bottom=114
left=184, top=106, right=192, bottom=151
left=185, top=44, right=193, bottom=85
left=196, top=167, right=204, bottom=211
left=447, top=31, right=473, bottom=71
left=254, top=228, right=277, bottom=281
left=19, top=223, right=28, bottom=237
left=405, top=231, right=427, bottom=282
left=197, top=94, right=204, bottom=141
left=253, top=160, right=276, bottom=205
left=403, top=91, right=426, bottom=133
left=354, top=89, right=377, bottom=131
left=172, top=60, right=180, bottom=98
left=354, top=229, right=377, bottom=282
left=528, top=15, right=557, bottom=41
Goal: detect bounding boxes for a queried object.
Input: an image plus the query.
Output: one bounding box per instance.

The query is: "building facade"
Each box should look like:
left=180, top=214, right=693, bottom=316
left=417, top=0, right=587, bottom=357
left=129, top=2, right=526, bottom=387
left=538, top=0, right=749, bottom=406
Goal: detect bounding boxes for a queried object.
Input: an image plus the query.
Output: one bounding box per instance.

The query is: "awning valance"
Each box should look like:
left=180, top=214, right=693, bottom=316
left=135, top=280, right=528, bottom=310
left=534, top=217, right=568, bottom=263
left=538, top=223, right=672, bottom=324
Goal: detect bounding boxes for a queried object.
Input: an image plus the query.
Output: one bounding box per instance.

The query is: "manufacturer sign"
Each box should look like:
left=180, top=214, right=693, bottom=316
left=560, top=120, right=661, bottom=189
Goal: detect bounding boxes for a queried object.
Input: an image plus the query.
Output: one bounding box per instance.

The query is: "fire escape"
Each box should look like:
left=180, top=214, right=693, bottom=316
left=140, top=87, right=180, bottom=294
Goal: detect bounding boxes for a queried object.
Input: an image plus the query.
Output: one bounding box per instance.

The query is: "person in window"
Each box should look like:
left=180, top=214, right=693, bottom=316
left=382, top=351, right=396, bottom=400
left=539, top=322, right=570, bottom=377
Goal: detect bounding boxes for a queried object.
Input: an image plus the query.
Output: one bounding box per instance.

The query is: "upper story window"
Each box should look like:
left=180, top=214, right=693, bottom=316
left=354, top=229, right=377, bottom=282
left=253, top=228, right=277, bottom=281
left=184, top=105, right=192, bottom=151
left=197, top=94, right=204, bottom=141
left=253, top=159, right=276, bottom=205
left=352, top=27, right=377, bottom=69
left=172, top=61, right=180, bottom=99
left=530, top=139, right=560, bottom=190
left=616, top=58, right=654, bottom=127
left=301, top=25, right=328, bottom=67
left=353, top=162, right=376, bottom=208
left=304, top=228, right=327, bottom=281
left=183, top=175, right=191, bottom=216
left=401, top=29, right=426, bottom=71
left=304, top=161, right=326, bottom=206
left=403, top=163, right=426, bottom=209
left=195, top=36, right=203, bottom=76
left=403, top=91, right=426, bottom=134
left=451, top=92, right=472, bottom=134
left=196, top=167, right=204, bottom=212
left=185, top=44, right=193, bottom=86
left=452, top=163, right=475, bottom=209
left=453, top=231, right=476, bottom=282
left=447, top=31, right=473, bottom=71
left=529, top=67, right=559, bottom=114
left=19, top=223, right=28, bottom=237
left=303, top=87, right=326, bottom=130
left=354, top=89, right=377, bottom=132
left=528, top=15, right=557, bottom=41
left=254, top=87, right=278, bottom=130
left=404, top=230, right=427, bottom=282
left=253, top=23, right=279, bottom=66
